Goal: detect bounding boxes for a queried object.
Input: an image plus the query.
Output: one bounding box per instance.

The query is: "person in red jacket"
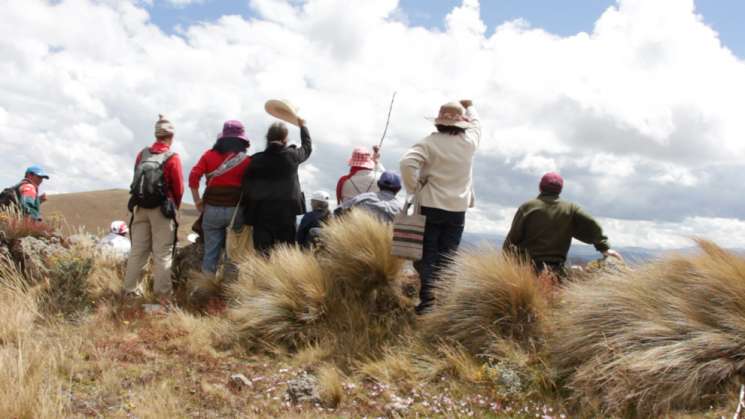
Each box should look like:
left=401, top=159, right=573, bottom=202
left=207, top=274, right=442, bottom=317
left=189, top=120, right=251, bottom=275
left=123, top=115, right=184, bottom=305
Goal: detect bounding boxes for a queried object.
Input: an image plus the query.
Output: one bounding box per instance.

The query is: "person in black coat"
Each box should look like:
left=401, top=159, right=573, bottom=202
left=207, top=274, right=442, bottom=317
left=241, top=118, right=312, bottom=255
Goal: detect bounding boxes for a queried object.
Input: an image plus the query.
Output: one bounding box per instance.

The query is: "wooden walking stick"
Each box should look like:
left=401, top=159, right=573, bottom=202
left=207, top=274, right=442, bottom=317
left=377, top=91, right=397, bottom=149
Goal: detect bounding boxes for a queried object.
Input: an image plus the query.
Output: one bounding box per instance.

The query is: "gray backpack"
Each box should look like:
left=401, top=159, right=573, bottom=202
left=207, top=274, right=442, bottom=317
left=129, top=148, right=175, bottom=209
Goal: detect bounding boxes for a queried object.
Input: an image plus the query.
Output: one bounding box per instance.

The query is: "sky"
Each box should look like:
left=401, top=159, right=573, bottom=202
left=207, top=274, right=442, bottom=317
left=1, top=0, right=745, bottom=250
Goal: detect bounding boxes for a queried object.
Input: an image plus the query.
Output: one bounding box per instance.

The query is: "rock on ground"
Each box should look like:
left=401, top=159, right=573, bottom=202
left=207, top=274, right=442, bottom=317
left=286, top=372, right=320, bottom=405
left=9, top=236, right=67, bottom=280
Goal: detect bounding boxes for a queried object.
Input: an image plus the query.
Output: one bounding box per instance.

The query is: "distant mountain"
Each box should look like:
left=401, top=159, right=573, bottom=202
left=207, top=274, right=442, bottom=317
left=461, top=231, right=684, bottom=266
left=44, top=189, right=199, bottom=243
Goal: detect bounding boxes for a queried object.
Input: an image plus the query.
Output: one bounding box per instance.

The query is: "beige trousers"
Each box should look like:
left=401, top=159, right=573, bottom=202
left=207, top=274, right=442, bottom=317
left=123, top=207, right=175, bottom=297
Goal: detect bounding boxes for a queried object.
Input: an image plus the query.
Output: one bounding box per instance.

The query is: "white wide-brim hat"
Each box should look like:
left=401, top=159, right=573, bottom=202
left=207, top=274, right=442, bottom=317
left=265, top=99, right=302, bottom=126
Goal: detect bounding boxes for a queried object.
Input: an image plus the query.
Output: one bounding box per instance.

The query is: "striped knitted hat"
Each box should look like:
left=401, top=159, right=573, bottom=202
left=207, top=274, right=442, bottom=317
left=155, top=114, right=175, bottom=138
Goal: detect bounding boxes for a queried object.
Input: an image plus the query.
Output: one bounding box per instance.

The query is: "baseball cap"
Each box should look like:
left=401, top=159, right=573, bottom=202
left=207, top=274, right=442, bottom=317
left=26, top=165, right=50, bottom=179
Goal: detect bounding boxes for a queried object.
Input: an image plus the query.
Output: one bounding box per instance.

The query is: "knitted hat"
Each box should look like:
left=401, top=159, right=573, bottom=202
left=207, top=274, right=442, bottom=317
left=540, top=172, right=564, bottom=194
left=348, top=147, right=375, bottom=170
left=155, top=114, right=175, bottom=138
left=377, top=171, right=402, bottom=192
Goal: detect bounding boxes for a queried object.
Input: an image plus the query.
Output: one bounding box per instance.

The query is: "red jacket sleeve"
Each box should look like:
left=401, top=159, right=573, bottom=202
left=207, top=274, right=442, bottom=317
left=336, top=176, right=347, bottom=205
left=165, top=154, right=184, bottom=208
left=188, top=151, right=210, bottom=189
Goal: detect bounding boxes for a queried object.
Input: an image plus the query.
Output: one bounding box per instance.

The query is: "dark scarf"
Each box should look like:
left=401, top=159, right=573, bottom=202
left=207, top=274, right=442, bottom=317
left=212, top=137, right=249, bottom=154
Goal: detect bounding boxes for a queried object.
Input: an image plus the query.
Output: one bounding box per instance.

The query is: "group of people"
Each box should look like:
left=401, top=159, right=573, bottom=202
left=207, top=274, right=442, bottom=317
left=6, top=99, right=622, bottom=312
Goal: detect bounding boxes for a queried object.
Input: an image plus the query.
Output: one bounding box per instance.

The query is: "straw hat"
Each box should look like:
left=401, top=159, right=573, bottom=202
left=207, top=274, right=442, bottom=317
left=265, top=99, right=301, bottom=126
left=429, top=102, right=474, bottom=129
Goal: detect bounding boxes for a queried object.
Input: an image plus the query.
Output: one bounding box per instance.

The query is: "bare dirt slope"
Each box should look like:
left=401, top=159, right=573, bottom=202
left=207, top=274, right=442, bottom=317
left=44, top=189, right=199, bottom=242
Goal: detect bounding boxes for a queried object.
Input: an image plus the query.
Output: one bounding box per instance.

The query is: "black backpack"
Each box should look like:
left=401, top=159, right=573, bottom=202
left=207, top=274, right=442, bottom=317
left=129, top=148, right=175, bottom=209
left=0, top=183, right=22, bottom=211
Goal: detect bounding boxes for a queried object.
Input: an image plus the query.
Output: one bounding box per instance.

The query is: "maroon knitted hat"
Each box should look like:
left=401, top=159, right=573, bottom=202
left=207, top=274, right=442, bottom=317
left=540, top=172, right=564, bottom=194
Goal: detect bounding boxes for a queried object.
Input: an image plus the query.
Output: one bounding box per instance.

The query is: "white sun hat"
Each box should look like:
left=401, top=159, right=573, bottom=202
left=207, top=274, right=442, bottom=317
left=265, top=99, right=302, bottom=126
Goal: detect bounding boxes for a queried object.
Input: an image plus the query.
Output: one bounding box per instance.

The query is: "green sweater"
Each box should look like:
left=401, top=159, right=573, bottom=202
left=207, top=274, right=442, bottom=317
left=503, top=193, right=610, bottom=264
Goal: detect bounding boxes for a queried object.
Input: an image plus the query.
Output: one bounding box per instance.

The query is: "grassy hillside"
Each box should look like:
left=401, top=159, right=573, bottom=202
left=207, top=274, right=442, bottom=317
left=44, top=189, right=199, bottom=243
left=0, top=209, right=743, bottom=418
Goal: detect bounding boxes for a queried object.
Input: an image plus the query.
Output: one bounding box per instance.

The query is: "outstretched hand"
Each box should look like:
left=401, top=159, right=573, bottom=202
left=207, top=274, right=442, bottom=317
left=372, top=145, right=381, bottom=161
left=459, top=99, right=473, bottom=108
left=297, top=117, right=306, bottom=127
left=603, top=249, right=624, bottom=261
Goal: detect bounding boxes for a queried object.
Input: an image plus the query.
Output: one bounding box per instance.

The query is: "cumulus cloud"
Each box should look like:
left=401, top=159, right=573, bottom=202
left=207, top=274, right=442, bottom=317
left=1, top=0, right=744, bottom=249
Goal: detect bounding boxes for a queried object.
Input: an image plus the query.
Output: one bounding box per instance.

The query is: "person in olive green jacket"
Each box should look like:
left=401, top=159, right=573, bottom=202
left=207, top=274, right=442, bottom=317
left=503, top=172, right=622, bottom=277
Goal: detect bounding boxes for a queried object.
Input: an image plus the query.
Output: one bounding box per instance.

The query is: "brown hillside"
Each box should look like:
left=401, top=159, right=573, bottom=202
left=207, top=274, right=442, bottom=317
left=44, top=189, right=199, bottom=243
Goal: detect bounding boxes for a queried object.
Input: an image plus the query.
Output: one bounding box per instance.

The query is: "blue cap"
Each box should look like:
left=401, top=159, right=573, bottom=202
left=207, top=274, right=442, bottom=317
left=25, top=165, right=50, bottom=179
left=377, top=171, right=401, bottom=192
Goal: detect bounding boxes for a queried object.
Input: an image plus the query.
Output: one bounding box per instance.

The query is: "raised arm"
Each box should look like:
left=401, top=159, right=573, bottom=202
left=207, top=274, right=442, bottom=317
left=461, top=100, right=481, bottom=147
left=293, top=119, right=312, bottom=163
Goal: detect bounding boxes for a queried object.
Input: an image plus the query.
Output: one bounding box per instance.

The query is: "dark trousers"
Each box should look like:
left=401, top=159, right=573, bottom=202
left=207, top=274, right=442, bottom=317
left=252, top=212, right=297, bottom=256
left=417, top=206, right=465, bottom=312
left=533, top=259, right=568, bottom=281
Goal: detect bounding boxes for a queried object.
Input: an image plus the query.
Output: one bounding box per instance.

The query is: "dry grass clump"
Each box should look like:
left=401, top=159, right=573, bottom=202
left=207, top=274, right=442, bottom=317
left=317, top=364, right=346, bottom=408
left=157, top=309, right=235, bottom=356
left=420, top=247, right=548, bottom=356
left=550, top=241, right=745, bottom=417
left=0, top=257, right=39, bottom=344
left=0, top=337, right=75, bottom=418
left=0, top=208, right=57, bottom=241
left=229, top=246, right=328, bottom=350
left=228, top=210, right=413, bottom=363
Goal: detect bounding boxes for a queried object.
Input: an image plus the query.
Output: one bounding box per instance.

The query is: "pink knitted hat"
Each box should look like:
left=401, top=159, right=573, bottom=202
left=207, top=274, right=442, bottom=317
left=540, top=172, right=564, bottom=194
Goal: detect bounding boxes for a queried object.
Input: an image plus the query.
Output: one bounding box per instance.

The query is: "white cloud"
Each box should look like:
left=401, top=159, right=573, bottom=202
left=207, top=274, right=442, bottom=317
left=1, top=0, right=745, bottom=248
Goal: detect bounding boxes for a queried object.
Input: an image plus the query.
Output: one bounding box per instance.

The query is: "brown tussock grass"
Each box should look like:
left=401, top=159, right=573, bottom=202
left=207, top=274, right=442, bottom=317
left=228, top=210, right=414, bottom=365
left=156, top=309, right=235, bottom=357
left=229, top=246, right=328, bottom=350
left=317, top=364, right=346, bottom=408
left=550, top=240, right=745, bottom=417
left=420, top=247, right=548, bottom=355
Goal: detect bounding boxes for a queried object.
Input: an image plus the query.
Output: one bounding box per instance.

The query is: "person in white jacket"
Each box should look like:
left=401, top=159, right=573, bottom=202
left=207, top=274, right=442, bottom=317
left=98, top=220, right=131, bottom=259
left=400, top=99, right=481, bottom=314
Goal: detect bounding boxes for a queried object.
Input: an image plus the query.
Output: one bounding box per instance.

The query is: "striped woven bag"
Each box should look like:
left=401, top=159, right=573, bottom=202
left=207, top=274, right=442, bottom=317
left=392, top=197, right=426, bottom=260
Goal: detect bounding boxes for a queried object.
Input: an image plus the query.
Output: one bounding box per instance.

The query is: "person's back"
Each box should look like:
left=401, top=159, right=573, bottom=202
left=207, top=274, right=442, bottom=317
left=189, top=120, right=251, bottom=275
left=242, top=119, right=312, bottom=254
left=297, top=190, right=331, bottom=248
left=337, top=147, right=383, bottom=204
left=344, top=190, right=401, bottom=223
left=507, top=195, right=580, bottom=263
left=503, top=172, right=621, bottom=274
left=400, top=102, right=480, bottom=212
left=399, top=100, right=479, bottom=314
left=122, top=115, right=184, bottom=305
left=98, top=233, right=131, bottom=258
